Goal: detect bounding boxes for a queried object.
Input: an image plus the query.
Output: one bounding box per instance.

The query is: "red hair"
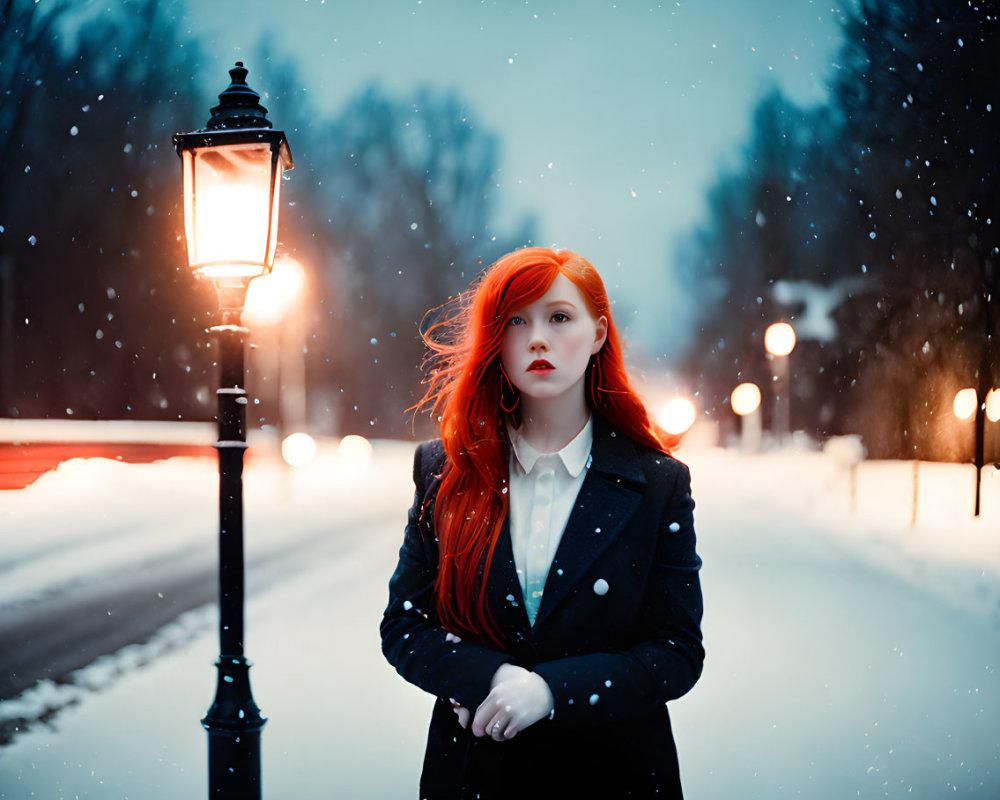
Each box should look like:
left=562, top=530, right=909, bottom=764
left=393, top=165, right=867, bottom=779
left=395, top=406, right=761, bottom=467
left=415, top=247, right=672, bottom=647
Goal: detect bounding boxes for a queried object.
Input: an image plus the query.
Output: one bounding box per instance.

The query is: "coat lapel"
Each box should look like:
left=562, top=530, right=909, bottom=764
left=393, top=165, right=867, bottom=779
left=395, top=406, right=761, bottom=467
left=531, top=418, right=646, bottom=630
left=487, top=516, right=533, bottom=638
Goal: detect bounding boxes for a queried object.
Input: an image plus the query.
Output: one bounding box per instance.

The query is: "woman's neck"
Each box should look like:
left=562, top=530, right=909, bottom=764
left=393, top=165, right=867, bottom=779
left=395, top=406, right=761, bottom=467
left=516, top=388, right=591, bottom=454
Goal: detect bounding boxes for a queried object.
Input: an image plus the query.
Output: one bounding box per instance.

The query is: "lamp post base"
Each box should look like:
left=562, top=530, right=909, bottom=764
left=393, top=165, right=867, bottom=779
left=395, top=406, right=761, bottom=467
left=203, top=655, right=266, bottom=799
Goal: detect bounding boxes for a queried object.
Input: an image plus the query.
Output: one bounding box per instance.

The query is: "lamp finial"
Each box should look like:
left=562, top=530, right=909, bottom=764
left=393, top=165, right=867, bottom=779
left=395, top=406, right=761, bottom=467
left=206, top=62, right=272, bottom=130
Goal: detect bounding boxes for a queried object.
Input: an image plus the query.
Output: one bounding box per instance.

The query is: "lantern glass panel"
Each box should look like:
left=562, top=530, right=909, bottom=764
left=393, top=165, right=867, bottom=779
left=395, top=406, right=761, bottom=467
left=268, top=156, right=283, bottom=268
left=183, top=142, right=279, bottom=279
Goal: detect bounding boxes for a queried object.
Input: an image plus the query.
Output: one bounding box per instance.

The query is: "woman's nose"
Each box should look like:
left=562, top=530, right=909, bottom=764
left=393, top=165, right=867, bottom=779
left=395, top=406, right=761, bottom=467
left=528, top=331, right=548, bottom=352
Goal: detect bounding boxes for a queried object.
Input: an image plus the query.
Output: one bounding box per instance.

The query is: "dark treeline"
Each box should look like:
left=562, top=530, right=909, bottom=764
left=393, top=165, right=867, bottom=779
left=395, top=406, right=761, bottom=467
left=680, top=0, right=998, bottom=460
left=0, top=0, right=533, bottom=438
left=9, top=0, right=995, bottom=454
left=1, top=0, right=213, bottom=423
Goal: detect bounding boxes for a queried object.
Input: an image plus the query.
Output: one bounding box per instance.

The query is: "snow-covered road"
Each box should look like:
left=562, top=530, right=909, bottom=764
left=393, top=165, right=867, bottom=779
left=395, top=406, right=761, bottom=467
left=676, top=475, right=998, bottom=797
left=0, top=439, right=997, bottom=798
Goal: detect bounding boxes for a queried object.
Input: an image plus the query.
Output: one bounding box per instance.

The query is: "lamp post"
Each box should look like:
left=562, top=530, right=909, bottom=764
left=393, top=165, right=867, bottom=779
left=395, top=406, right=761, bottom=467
left=954, top=386, right=1000, bottom=516
left=764, top=322, right=796, bottom=445
left=174, top=62, right=293, bottom=799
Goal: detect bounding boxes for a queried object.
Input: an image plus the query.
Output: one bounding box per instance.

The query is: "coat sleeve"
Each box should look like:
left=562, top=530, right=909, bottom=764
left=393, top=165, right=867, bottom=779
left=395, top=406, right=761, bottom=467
left=532, top=461, right=704, bottom=726
left=380, top=442, right=514, bottom=709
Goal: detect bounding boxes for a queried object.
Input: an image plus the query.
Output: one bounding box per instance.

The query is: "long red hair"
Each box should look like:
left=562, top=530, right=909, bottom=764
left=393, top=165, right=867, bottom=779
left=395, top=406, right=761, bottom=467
left=416, top=247, right=672, bottom=647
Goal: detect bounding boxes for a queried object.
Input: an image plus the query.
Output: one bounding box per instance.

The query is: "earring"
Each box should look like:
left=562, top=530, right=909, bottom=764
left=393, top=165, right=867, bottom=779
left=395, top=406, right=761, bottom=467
left=500, top=365, right=520, bottom=413
left=589, top=355, right=603, bottom=405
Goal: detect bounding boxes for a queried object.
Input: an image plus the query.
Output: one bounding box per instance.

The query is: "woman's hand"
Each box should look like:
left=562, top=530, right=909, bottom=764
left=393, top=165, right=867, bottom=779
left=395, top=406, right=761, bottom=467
left=451, top=699, right=471, bottom=729
left=470, top=663, right=553, bottom=741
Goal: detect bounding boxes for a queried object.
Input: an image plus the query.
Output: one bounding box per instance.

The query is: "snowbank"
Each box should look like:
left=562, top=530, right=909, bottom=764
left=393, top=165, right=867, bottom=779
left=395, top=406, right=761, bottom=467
left=0, top=432, right=997, bottom=798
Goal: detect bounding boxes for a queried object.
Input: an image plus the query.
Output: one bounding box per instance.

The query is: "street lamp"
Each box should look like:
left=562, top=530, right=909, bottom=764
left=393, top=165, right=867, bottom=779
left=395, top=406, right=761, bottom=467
left=953, top=387, right=977, bottom=420
left=730, top=381, right=762, bottom=452
left=174, top=61, right=293, bottom=800
left=988, top=389, right=1000, bottom=424
left=954, top=386, right=1000, bottom=516
left=764, top=322, right=796, bottom=445
left=657, top=396, right=697, bottom=438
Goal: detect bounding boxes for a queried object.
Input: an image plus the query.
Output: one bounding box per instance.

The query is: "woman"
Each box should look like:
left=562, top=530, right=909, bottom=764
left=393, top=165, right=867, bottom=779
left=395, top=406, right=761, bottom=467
left=381, top=247, right=704, bottom=799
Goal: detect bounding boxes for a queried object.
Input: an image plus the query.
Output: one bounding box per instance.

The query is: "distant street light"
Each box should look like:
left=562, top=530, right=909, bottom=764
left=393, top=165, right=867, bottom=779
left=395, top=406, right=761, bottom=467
left=174, top=61, right=293, bottom=800
left=245, top=256, right=309, bottom=450
left=338, top=434, right=374, bottom=470
left=985, top=388, right=1000, bottom=423
left=955, top=386, right=1000, bottom=517
left=764, top=321, right=797, bottom=358
left=657, top=396, right=697, bottom=438
left=281, top=431, right=317, bottom=467
left=764, top=322, right=796, bottom=445
left=730, top=381, right=762, bottom=452
left=730, top=381, right=762, bottom=415
left=988, top=390, right=1000, bottom=494
left=953, top=387, right=977, bottom=421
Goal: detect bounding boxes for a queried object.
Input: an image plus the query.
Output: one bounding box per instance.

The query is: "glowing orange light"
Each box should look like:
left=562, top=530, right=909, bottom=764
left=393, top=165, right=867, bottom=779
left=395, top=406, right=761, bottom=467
left=764, top=322, right=796, bottom=357
left=657, top=397, right=697, bottom=436
left=953, top=388, right=977, bottom=420
left=181, top=142, right=283, bottom=280
left=281, top=432, right=316, bottom=467
left=731, top=382, right=762, bottom=416
left=987, top=389, right=1000, bottom=423
left=244, top=257, right=306, bottom=326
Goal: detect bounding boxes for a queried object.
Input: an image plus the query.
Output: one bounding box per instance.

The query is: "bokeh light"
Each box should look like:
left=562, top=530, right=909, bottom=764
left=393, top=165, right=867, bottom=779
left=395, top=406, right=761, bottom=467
left=953, top=388, right=977, bottom=421
left=244, top=256, right=306, bottom=326
left=657, top=397, right=697, bottom=436
left=764, top=322, right=797, bottom=357
left=730, top=382, right=762, bottom=416
left=338, top=434, right=374, bottom=470
left=281, top=432, right=317, bottom=467
left=987, top=388, right=1000, bottom=423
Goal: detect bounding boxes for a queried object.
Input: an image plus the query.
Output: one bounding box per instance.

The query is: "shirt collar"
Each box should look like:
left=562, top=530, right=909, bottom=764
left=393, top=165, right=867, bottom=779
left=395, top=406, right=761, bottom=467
left=508, top=416, right=593, bottom=478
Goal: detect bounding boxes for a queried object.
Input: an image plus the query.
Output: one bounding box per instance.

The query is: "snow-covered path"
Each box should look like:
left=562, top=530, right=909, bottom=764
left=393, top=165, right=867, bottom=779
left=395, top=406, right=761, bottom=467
left=0, top=513, right=431, bottom=799
left=0, top=441, right=997, bottom=798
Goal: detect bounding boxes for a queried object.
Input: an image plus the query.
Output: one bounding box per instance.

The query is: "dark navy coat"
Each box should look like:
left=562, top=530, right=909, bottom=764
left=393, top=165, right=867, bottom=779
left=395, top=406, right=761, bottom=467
left=381, top=415, right=704, bottom=799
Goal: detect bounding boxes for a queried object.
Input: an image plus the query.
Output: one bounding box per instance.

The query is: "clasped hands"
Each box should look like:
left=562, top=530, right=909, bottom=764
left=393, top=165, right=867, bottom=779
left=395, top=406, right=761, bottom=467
left=450, top=659, right=553, bottom=742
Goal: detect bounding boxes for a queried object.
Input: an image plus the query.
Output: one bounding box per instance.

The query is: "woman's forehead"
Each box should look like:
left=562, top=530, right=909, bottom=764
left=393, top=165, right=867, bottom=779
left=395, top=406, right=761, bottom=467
left=512, top=272, right=586, bottom=310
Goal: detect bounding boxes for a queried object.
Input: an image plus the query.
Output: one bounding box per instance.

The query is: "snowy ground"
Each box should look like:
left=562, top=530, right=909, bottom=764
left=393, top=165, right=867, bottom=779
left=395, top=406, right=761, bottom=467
left=0, top=430, right=997, bottom=798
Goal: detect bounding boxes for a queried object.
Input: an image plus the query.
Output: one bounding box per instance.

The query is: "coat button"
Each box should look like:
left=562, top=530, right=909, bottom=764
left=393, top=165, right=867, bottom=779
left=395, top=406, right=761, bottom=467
left=593, top=578, right=609, bottom=596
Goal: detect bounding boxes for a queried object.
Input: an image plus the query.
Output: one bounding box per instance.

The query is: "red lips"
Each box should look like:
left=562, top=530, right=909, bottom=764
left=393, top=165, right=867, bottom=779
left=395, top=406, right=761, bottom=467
left=527, top=359, right=555, bottom=372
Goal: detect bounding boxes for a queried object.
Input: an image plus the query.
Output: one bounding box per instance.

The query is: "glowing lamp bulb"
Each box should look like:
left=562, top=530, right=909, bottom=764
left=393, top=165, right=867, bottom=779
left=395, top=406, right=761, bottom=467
left=953, top=388, right=977, bottom=421
left=658, top=397, right=697, bottom=436
left=281, top=432, right=317, bottom=467
left=764, top=322, right=797, bottom=357
left=730, top=382, right=762, bottom=416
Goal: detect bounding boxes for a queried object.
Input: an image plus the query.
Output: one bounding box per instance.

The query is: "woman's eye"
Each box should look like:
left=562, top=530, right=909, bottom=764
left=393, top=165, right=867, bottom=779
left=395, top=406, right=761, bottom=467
left=551, top=312, right=570, bottom=323
left=506, top=316, right=525, bottom=326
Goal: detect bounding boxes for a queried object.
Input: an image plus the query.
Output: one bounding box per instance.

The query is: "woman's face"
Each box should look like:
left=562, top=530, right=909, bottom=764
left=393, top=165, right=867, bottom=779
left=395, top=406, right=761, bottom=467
left=500, top=272, right=608, bottom=406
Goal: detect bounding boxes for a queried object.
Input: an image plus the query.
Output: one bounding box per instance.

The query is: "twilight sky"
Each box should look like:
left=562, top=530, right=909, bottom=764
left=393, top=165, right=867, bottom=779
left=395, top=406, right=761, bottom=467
left=184, top=0, right=845, bottom=360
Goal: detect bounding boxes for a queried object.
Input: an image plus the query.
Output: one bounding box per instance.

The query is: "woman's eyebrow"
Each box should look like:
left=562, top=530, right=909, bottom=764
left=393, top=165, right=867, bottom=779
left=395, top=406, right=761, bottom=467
left=544, top=300, right=578, bottom=309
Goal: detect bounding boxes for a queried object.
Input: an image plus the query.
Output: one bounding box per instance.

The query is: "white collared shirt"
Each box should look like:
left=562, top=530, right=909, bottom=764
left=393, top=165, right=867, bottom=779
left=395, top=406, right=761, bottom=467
left=507, top=417, right=593, bottom=626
